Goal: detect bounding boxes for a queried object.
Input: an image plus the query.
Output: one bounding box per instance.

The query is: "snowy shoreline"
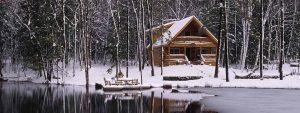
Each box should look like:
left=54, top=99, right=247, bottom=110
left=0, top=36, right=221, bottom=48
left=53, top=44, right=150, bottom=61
left=2, top=64, right=300, bottom=89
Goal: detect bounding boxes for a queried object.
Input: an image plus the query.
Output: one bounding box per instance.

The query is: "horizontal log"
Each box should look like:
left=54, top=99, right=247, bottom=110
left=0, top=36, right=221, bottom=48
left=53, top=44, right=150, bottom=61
left=169, top=42, right=216, bottom=47
left=174, top=36, right=212, bottom=42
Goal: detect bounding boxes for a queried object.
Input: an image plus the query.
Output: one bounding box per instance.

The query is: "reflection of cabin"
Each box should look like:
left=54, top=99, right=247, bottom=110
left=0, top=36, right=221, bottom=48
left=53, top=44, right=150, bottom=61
left=149, top=16, right=218, bottom=66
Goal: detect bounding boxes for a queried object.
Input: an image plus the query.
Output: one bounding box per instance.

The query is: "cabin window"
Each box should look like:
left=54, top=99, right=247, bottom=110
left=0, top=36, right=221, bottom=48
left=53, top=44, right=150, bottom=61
left=201, top=48, right=207, bottom=54
left=170, top=48, right=180, bottom=54
left=211, top=48, right=216, bottom=54
left=201, top=48, right=216, bottom=54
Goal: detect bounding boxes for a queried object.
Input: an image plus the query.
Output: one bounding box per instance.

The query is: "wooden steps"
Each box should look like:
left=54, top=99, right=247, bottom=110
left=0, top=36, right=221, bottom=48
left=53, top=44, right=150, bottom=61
left=201, top=54, right=216, bottom=66
left=165, top=54, right=189, bottom=66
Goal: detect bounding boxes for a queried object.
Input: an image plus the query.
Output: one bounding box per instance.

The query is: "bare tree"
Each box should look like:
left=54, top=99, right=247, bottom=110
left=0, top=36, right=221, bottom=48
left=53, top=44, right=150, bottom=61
left=62, top=0, right=67, bottom=82
left=214, top=0, right=223, bottom=78
left=286, top=0, right=297, bottom=62
left=79, top=0, right=90, bottom=86
left=141, top=0, right=147, bottom=69
left=279, top=0, right=284, bottom=80
left=126, top=0, right=130, bottom=78
left=131, top=0, right=143, bottom=83
left=239, top=0, right=253, bottom=70
left=160, top=0, right=164, bottom=76
left=108, top=0, right=120, bottom=77
left=73, top=3, right=78, bottom=77
left=259, top=0, right=264, bottom=79
left=224, top=0, right=229, bottom=82
left=146, top=0, right=155, bottom=76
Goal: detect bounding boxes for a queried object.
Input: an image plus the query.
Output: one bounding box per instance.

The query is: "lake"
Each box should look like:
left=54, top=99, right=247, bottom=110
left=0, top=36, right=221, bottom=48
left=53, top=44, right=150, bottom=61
left=1, top=82, right=300, bottom=113
left=0, top=82, right=215, bottom=113
left=191, top=87, right=300, bottom=113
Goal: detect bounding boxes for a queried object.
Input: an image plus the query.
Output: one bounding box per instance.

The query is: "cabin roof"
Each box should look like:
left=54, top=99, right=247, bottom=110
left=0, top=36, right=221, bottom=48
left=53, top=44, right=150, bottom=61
left=153, top=16, right=218, bottom=47
left=146, top=21, right=175, bottom=32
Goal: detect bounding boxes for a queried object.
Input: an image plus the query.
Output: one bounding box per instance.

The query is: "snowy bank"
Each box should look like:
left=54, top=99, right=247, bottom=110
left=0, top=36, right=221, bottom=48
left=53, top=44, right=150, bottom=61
left=2, top=64, right=300, bottom=89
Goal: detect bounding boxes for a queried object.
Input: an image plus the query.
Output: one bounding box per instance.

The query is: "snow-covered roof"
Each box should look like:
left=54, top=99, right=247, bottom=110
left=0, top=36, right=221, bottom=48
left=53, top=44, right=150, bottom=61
left=145, top=21, right=175, bottom=32
left=152, top=16, right=218, bottom=47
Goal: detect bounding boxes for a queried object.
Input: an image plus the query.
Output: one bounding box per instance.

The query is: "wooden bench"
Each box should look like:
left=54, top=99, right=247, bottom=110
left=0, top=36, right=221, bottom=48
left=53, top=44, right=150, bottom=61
left=104, top=78, right=125, bottom=86
left=104, top=78, right=111, bottom=85
left=117, top=78, right=139, bottom=85
left=113, top=80, right=125, bottom=86
left=104, top=77, right=139, bottom=86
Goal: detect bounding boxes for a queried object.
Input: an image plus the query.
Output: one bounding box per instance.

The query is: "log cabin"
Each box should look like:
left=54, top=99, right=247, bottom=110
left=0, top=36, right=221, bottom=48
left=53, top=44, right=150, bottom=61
left=149, top=16, right=218, bottom=66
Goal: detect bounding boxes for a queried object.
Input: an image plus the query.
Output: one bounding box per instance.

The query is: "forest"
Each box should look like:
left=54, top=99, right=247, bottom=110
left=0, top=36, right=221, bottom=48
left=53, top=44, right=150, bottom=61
left=0, top=0, right=300, bottom=85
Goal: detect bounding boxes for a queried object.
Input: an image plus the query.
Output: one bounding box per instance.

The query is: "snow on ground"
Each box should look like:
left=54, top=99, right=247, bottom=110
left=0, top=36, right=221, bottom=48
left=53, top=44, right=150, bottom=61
left=2, top=63, right=300, bottom=89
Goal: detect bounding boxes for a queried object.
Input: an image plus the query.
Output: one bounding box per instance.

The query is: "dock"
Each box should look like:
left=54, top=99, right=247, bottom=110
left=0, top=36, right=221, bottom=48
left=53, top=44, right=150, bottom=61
left=103, top=85, right=152, bottom=92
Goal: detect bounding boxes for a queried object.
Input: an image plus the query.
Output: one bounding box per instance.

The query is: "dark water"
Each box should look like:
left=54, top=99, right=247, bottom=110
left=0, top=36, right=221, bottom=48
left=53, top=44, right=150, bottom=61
left=0, top=82, right=214, bottom=113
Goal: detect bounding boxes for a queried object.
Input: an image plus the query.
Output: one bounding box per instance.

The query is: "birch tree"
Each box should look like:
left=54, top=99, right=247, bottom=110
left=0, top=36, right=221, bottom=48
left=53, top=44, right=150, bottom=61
left=126, top=0, right=130, bottom=78
left=108, top=0, right=121, bottom=77
left=239, top=0, right=253, bottom=70
left=131, top=0, right=143, bottom=83
left=147, top=0, right=155, bottom=76
left=160, top=0, right=164, bottom=75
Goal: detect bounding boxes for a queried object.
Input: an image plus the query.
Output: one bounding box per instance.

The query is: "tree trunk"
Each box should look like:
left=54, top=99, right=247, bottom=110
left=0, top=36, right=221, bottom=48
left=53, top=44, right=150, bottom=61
left=147, top=0, right=155, bottom=76
left=141, top=0, right=147, bottom=69
left=126, top=0, right=130, bottom=78
left=62, top=0, right=66, bottom=82
left=132, top=0, right=143, bottom=83
left=279, top=0, right=284, bottom=80
left=286, top=0, right=297, bottom=62
left=0, top=59, right=3, bottom=77
left=73, top=4, right=78, bottom=77
left=80, top=0, right=89, bottom=86
left=160, top=0, right=164, bottom=75
left=224, top=0, right=229, bottom=82
left=267, top=19, right=272, bottom=68
left=103, top=9, right=110, bottom=66
left=240, top=0, right=252, bottom=70
left=109, top=0, right=120, bottom=77
left=214, top=0, right=223, bottom=78
left=259, top=0, right=264, bottom=79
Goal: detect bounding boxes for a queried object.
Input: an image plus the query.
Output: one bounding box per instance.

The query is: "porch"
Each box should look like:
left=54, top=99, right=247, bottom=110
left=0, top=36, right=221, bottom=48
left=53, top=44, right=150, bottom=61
left=164, top=47, right=216, bottom=66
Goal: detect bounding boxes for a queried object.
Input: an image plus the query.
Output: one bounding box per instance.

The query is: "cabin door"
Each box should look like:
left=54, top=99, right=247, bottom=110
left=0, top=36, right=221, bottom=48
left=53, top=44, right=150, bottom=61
left=186, top=47, right=192, bottom=61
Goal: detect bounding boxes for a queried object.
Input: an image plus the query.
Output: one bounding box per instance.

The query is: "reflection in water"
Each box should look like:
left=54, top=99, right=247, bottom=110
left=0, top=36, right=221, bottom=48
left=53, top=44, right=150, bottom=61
left=0, top=83, right=216, bottom=113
